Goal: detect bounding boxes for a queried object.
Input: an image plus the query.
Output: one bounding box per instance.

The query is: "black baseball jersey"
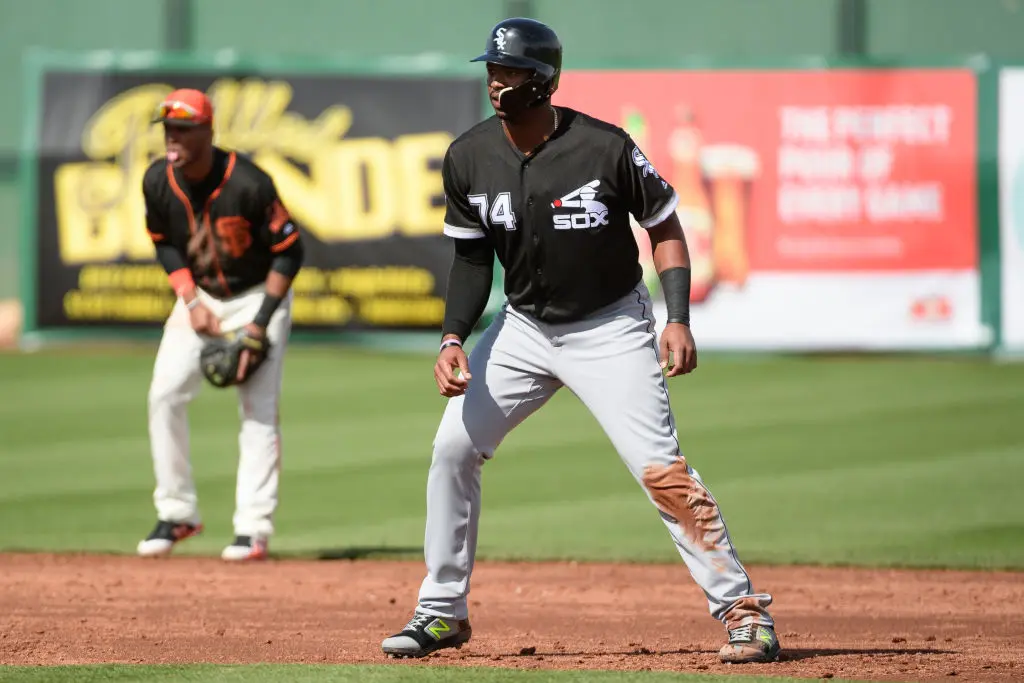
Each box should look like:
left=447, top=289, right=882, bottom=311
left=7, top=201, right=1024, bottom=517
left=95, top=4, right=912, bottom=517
left=441, top=106, right=679, bottom=323
left=143, top=147, right=300, bottom=299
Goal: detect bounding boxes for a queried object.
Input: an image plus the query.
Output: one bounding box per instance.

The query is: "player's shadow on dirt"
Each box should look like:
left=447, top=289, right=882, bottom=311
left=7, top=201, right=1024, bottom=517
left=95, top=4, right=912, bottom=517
left=315, top=546, right=423, bottom=561
left=462, top=648, right=705, bottom=659
left=464, top=646, right=955, bottom=660
left=778, top=647, right=955, bottom=662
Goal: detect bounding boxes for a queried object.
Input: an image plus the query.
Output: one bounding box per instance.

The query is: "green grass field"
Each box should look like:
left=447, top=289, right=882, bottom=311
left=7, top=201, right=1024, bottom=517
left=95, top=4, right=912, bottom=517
left=2, top=345, right=1023, bottom=682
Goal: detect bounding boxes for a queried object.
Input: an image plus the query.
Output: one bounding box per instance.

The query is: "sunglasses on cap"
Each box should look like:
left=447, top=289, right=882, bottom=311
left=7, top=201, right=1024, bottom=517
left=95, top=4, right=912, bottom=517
left=153, top=100, right=210, bottom=125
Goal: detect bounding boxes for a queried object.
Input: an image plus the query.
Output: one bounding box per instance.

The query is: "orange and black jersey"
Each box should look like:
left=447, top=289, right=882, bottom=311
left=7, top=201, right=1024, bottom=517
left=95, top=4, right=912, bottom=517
left=142, top=147, right=303, bottom=299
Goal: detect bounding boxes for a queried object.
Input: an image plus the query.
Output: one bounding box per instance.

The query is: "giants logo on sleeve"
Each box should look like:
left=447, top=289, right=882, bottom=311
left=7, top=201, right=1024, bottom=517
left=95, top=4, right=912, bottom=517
left=551, top=180, right=610, bottom=230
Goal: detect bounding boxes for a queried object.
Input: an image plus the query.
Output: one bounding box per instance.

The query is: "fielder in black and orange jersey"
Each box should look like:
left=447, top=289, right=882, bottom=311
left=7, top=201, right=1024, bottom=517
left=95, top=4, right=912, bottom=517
left=136, top=88, right=304, bottom=562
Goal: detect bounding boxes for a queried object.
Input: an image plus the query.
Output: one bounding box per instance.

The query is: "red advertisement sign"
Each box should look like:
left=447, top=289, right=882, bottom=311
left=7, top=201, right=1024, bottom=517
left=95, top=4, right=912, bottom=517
left=555, top=69, right=977, bottom=294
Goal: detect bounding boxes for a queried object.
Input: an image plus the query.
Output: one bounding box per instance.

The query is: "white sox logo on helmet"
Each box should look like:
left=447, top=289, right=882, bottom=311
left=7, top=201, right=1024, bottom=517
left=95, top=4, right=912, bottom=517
left=551, top=179, right=610, bottom=230
left=494, top=27, right=508, bottom=51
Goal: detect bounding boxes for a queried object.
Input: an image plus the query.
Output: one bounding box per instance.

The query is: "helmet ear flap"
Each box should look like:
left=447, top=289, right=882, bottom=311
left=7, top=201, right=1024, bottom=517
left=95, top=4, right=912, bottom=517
left=545, top=70, right=560, bottom=97
left=523, top=66, right=557, bottom=102
left=497, top=79, right=546, bottom=113
left=538, top=70, right=560, bottom=104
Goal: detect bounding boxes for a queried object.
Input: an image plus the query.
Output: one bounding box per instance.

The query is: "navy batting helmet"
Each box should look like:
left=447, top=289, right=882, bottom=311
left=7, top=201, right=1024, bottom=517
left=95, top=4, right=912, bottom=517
left=471, top=17, right=562, bottom=109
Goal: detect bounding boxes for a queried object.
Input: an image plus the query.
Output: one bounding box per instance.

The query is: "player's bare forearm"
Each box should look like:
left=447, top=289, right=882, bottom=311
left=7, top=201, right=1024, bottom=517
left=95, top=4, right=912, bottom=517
left=648, top=212, right=691, bottom=275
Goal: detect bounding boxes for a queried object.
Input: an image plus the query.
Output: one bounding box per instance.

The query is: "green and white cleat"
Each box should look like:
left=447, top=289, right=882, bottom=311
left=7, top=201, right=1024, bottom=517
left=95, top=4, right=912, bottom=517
left=719, top=623, right=782, bottom=663
left=382, top=611, right=472, bottom=658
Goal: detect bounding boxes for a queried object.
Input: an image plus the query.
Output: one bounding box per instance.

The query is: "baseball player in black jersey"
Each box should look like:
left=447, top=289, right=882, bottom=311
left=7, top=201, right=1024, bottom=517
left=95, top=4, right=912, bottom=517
left=382, top=18, right=781, bottom=664
left=135, top=88, right=304, bottom=562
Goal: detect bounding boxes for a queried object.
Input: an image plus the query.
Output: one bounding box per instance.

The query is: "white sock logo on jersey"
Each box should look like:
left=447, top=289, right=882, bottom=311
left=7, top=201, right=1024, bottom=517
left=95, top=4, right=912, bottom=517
left=632, top=146, right=660, bottom=178
left=551, top=179, right=610, bottom=230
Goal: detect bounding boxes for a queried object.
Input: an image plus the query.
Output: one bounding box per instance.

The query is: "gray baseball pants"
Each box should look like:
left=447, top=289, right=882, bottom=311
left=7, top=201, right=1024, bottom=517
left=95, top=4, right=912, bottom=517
left=415, top=281, right=774, bottom=630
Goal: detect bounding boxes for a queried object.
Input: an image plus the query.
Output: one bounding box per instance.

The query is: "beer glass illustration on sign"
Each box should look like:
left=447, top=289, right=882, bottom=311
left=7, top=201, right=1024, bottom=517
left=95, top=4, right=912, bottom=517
left=667, top=106, right=714, bottom=302
left=701, top=141, right=760, bottom=289
left=622, top=105, right=760, bottom=304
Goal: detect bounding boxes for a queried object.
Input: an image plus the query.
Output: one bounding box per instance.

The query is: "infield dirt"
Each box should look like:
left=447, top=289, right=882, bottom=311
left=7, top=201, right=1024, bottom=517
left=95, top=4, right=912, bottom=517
left=1, top=553, right=1021, bottom=682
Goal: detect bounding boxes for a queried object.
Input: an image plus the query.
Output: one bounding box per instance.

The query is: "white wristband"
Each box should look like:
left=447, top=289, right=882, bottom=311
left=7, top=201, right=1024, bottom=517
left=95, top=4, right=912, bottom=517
left=185, top=296, right=200, bottom=311
left=439, top=338, right=462, bottom=352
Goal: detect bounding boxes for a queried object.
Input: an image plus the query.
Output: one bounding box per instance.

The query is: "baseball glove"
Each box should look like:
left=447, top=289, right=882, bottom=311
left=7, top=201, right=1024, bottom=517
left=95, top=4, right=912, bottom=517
left=200, top=328, right=271, bottom=388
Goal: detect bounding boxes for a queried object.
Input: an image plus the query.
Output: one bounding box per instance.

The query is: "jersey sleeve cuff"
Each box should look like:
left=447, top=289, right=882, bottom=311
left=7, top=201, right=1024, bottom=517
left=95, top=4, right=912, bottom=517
left=443, top=223, right=486, bottom=239
left=638, top=191, right=680, bottom=229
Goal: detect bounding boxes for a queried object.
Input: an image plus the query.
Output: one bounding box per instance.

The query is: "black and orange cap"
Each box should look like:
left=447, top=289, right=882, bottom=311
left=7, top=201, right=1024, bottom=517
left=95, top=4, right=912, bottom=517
left=152, top=88, right=214, bottom=127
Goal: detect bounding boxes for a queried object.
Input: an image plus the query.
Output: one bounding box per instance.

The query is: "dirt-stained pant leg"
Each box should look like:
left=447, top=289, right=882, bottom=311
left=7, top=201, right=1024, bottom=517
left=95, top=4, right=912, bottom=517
left=552, top=283, right=774, bottom=630
left=417, top=305, right=562, bottom=620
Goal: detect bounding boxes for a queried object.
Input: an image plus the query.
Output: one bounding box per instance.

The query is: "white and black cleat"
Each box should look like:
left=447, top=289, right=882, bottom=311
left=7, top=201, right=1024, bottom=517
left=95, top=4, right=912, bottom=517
left=136, top=519, right=203, bottom=557
left=382, top=611, right=472, bottom=658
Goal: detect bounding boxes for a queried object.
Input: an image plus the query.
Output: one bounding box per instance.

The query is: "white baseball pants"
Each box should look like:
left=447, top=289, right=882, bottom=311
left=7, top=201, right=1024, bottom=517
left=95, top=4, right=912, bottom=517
left=416, top=282, right=774, bottom=630
left=146, top=285, right=292, bottom=538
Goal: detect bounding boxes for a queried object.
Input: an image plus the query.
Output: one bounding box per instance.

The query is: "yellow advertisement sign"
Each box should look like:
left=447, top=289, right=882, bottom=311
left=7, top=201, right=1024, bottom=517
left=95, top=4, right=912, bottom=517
left=36, top=71, right=482, bottom=331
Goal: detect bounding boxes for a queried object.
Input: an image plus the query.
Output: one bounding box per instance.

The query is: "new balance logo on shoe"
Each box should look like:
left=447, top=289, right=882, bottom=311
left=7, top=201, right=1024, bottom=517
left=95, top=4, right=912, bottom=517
left=551, top=180, right=609, bottom=230
left=425, top=619, right=451, bottom=640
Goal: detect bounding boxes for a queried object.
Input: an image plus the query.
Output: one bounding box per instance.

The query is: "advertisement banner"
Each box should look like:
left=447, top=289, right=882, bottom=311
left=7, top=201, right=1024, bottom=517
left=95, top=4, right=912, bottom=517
left=32, top=70, right=482, bottom=332
left=998, top=68, right=1024, bottom=352
left=557, top=68, right=986, bottom=349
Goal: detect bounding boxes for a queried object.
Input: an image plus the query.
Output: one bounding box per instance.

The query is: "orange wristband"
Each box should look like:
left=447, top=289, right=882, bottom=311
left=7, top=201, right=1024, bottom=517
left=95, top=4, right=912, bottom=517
left=168, top=268, right=194, bottom=297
